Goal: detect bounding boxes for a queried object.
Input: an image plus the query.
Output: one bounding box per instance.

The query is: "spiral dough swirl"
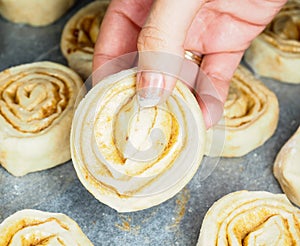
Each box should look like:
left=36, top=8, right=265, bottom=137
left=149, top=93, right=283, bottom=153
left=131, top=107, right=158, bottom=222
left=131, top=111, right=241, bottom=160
left=0, top=61, right=83, bottom=176
left=61, top=1, right=109, bottom=79
left=197, top=191, right=300, bottom=246
left=263, top=0, right=300, bottom=53
left=0, top=209, right=93, bottom=245
left=71, top=69, right=205, bottom=212
left=205, top=66, right=279, bottom=157
left=244, top=0, right=300, bottom=83
left=1, top=64, right=73, bottom=133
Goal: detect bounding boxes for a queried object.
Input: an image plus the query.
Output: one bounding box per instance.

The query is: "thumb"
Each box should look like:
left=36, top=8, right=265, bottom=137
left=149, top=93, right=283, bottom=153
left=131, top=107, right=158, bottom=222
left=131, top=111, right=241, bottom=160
left=136, top=0, right=204, bottom=107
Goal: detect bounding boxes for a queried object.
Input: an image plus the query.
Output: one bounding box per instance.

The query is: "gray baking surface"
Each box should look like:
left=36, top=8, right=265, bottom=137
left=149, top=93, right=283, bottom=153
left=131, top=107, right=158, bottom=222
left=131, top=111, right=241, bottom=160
left=0, top=1, right=299, bottom=245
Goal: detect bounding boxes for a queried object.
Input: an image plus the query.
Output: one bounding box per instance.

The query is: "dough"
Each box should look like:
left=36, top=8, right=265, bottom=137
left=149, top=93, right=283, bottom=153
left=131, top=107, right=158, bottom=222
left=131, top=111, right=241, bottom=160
left=61, top=1, right=109, bottom=79
left=274, top=126, right=300, bottom=207
left=197, top=190, right=300, bottom=246
left=0, top=0, right=75, bottom=26
left=205, top=66, right=279, bottom=157
left=0, top=61, right=83, bottom=176
left=71, top=68, right=206, bottom=212
left=244, top=0, right=300, bottom=83
left=0, top=209, right=93, bottom=245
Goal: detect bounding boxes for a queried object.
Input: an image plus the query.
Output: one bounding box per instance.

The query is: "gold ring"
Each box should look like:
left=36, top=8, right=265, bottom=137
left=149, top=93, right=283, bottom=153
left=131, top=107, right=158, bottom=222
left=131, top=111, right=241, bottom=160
left=184, top=50, right=202, bottom=66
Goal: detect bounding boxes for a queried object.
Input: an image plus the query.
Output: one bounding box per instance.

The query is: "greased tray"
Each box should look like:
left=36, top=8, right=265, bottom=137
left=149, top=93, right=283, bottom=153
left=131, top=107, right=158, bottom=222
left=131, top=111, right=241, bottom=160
left=0, top=1, right=299, bottom=245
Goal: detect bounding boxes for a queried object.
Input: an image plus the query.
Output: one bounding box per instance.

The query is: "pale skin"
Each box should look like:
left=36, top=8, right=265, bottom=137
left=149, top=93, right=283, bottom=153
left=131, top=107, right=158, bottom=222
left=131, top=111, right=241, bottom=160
left=93, top=0, right=287, bottom=127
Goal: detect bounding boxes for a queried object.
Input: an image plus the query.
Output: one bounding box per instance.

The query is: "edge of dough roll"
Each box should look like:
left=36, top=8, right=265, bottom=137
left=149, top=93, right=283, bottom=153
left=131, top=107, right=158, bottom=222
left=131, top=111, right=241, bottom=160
left=197, top=190, right=300, bottom=246
left=274, top=126, right=300, bottom=207
left=244, top=0, right=300, bottom=83
left=0, top=61, right=83, bottom=176
left=71, top=68, right=206, bottom=212
left=0, top=0, right=75, bottom=26
left=61, top=1, right=110, bottom=79
left=205, top=65, right=279, bottom=157
left=0, top=209, right=93, bottom=245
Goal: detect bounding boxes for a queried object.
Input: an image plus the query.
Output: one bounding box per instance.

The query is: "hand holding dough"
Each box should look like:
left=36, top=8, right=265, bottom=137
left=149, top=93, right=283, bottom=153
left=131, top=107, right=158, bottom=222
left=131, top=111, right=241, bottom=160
left=71, top=68, right=206, bottom=212
left=197, top=190, right=300, bottom=246
left=0, top=209, right=93, bottom=245
left=274, top=126, right=300, bottom=207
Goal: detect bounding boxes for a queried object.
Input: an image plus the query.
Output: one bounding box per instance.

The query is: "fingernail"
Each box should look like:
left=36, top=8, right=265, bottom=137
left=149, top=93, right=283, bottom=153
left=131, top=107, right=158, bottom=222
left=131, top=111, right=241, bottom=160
left=137, top=71, right=164, bottom=108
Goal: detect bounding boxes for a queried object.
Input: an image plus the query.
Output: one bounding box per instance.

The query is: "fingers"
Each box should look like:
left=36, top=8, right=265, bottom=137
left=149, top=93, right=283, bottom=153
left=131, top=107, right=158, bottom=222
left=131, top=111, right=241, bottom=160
left=186, top=12, right=265, bottom=53
left=184, top=0, right=286, bottom=127
left=93, top=0, right=153, bottom=72
left=136, top=0, right=205, bottom=107
left=195, top=51, right=244, bottom=128
left=205, top=0, right=287, bottom=25
left=185, top=0, right=287, bottom=54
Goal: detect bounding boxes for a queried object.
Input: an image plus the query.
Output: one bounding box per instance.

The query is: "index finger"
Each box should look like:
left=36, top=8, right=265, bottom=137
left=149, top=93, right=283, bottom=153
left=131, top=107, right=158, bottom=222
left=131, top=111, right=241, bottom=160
left=93, top=0, right=153, bottom=71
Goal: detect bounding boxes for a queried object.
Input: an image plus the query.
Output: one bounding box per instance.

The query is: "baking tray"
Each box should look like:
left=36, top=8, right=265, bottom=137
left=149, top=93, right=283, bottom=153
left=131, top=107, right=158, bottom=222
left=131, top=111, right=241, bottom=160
left=0, top=1, right=299, bottom=245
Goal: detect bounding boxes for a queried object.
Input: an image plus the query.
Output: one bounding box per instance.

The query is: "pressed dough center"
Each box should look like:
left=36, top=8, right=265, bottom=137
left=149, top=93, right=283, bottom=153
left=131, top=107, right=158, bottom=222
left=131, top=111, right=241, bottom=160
left=114, top=97, right=173, bottom=163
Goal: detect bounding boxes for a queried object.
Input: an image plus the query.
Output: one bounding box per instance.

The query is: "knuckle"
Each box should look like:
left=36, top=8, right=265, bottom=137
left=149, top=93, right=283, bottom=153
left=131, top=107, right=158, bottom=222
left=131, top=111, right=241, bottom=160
left=137, top=25, right=168, bottom=51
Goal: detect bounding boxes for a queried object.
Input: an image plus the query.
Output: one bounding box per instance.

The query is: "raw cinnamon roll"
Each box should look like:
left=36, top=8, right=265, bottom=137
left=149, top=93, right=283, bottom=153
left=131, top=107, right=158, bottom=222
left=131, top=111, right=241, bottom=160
left=205, top=66, right=279, bottom=157
left=0, top=0, right=75, bottom=26
left=61, top=1, right=109, bottom=79
left=0, top=61, right=83, bottom=176
left=244, top=0, right=300, bottom=83
left=197, top=190, right=300, bottom=246
left=71, top=69, right=206, bottom=212
left=274, top=126, right=300, bottom=207
left=0, top=209, right=93, bottom=245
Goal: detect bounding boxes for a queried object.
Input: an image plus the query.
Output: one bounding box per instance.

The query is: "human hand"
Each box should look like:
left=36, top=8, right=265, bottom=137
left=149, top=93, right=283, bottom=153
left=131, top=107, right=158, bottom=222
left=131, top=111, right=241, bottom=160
left=93, top=0, right=287, bottom=128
